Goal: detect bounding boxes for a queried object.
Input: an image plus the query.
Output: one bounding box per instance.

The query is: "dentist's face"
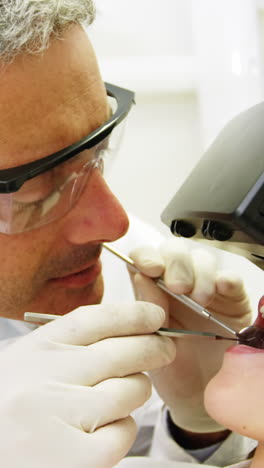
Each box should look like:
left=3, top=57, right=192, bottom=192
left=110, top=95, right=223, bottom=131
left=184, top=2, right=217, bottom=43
left=0, top=25, right=129, bottom=321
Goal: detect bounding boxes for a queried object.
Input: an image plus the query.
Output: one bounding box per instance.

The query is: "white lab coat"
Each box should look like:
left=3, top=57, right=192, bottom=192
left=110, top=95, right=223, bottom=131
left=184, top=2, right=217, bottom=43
left=0, top=213, right=262, bottom=467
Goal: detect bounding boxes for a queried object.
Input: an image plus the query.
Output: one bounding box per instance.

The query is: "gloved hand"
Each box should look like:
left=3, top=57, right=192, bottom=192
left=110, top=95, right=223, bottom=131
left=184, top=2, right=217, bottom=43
left=129, top=238, right=252, bottom=433
left=0, top=302, right=175, bottom=468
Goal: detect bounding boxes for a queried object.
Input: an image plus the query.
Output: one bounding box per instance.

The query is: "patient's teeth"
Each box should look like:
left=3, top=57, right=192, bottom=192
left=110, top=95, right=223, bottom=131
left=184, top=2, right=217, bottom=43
left=238, top=296, right=264, bottom=349
left=255, top=296, right=264, bottom=328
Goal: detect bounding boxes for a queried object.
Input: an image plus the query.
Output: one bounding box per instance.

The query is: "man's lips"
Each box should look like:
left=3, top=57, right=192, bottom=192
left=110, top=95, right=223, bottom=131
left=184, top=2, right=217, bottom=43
left=49, top=259, right=102, bottom=288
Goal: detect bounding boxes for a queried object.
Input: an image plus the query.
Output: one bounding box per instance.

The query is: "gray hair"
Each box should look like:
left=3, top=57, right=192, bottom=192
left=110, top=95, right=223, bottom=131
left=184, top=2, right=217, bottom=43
left=0, top=0, right=96, bottom=62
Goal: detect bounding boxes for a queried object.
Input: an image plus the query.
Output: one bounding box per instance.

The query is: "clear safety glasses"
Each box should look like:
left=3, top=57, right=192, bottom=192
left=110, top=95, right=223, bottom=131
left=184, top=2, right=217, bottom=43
left=0, top=83, right=135, bottom=234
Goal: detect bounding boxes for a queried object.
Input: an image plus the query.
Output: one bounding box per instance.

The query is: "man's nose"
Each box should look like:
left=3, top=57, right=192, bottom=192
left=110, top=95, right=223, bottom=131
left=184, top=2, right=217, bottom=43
left=62, top=169, right=129, bottom=245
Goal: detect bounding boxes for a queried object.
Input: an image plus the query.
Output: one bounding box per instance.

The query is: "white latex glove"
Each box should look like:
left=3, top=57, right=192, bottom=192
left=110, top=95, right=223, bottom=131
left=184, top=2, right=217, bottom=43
left=0, top=302, right=175, bottom=468
left=129, top=238, right=252, bottom=433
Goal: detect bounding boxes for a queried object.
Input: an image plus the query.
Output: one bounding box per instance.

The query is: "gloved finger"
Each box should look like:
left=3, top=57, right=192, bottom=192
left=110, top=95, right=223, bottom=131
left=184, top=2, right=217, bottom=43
left=214, top=270, right=251, bottom=317
left=129, top=246, right=165, bottom=278
left=188, top=248, right=217, bottom=306
left=52, top=333, right=176, bottom=385
left=81, top=416, right=137, bottom=468
left=46, top=373, right=152, bottom=432
left=160, top=238, right=194, bottom=295
left=12, top=414, right=137, bottom=468
left=84, top=373, right=152, bottom=431
left=216, top=270, right=247, bottom=300
left=31, top=302, right=166, bottom=346
left=131, top=273, right=170, bottom=326
left=55, top=415, right=137, bottom=468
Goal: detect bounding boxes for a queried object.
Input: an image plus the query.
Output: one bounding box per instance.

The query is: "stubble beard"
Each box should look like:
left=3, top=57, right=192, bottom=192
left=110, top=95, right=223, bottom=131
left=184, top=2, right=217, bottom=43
left=0, top=244, right=104, bottom=321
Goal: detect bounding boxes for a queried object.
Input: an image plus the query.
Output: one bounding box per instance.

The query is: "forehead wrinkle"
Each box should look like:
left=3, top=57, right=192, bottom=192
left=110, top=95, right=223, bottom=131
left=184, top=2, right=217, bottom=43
left=0, top=76, right=108, bottom=168
left=0, top=26, right=108, bottom=168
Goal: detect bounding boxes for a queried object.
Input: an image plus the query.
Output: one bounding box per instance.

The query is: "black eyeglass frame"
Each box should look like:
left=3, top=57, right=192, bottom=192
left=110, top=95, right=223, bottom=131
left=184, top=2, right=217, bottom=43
left=0, top=83, right=135, bottom=193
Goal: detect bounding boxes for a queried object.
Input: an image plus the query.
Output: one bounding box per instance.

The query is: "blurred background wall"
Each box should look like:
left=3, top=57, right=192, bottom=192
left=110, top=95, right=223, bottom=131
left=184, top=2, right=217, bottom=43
left=88, top=0, right=264, bottom=235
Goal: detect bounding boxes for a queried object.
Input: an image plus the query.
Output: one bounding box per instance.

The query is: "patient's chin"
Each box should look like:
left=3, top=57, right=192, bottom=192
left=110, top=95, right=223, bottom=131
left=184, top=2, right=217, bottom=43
left=204, top=371, right=237, bottom=430
left=204, top=354, right=264, bottom=440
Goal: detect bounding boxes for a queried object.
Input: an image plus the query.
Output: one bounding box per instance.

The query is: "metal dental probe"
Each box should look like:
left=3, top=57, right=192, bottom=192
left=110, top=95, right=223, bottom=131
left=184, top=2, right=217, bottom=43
left=23, top=312, right=238, bottom=341
left=102, top=243, right=239, bottom=338
left=23, top=243, right=240, bottom=341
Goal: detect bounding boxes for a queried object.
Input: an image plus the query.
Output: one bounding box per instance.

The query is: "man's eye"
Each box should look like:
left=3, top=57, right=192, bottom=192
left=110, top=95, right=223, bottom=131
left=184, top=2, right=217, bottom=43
left=12, top=144, right=106, bottom=206
left=98, top=137, right=110, bottom=154
left=14, top=172, right=55, bottom=204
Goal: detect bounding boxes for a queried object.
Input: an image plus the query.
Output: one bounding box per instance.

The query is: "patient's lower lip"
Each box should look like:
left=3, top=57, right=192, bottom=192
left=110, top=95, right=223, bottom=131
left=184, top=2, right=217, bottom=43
left=227, top=344, right=264, bottom=354
left=50, top=261, right=102, bottom=288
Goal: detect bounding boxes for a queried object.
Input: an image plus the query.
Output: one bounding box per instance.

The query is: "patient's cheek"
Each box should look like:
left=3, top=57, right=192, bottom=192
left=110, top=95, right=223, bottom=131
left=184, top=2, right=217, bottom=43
left=205, top=298, right=264, bottom=436
left=204, top=351, right=264, bottom=437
